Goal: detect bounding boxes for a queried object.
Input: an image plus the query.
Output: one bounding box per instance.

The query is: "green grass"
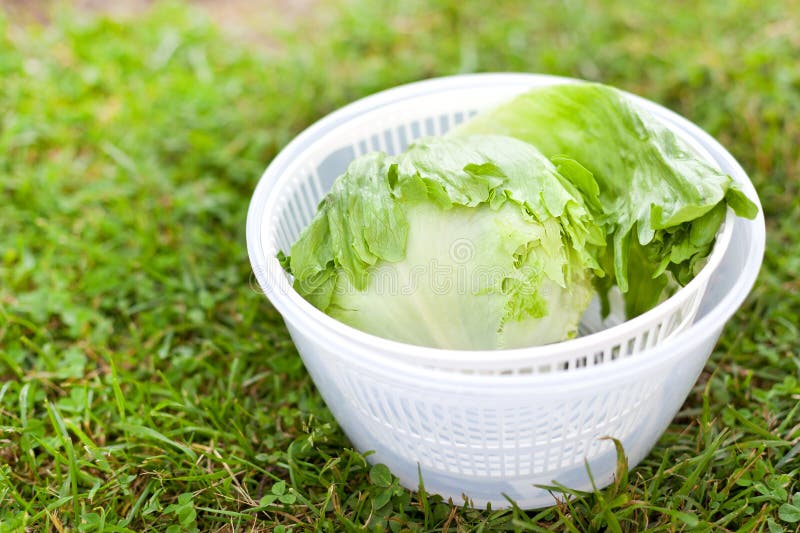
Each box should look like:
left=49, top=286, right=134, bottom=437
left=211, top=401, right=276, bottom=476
left=1, top=0, right=798, bottom=530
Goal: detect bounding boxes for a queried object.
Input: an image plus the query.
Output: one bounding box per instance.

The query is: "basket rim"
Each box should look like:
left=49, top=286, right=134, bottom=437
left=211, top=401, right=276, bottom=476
left=246, top=73, right=756, bottom=369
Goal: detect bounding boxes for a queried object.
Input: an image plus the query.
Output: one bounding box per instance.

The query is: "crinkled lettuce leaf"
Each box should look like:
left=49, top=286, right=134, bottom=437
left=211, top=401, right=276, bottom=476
left=287, top=135, right=604, bottom=349
left=457, top=83, right=757, bottom=317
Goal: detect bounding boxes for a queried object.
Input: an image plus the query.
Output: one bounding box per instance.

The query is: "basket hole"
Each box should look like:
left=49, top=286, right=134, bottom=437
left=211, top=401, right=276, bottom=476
left=395, top=125, right=410, bottom=151
left=667, top=312, right=679, bottom=335
left=297, top=180, right=318, bottom=221
left=410, top=120, right=423, bottom=141
left=640, top=330, right=650, bottom=351
left=275, top=215, right=292, bottom=251
left=382, top=130, right=396, bottom=155
left=283, top=200, right=304, bottom=243
left=626, top=337, right=636, bottom=356
left=652, top=323, right=663, bottom=345
left=370, top=133, right=382, bottom=151
left=439, top=114, right=451, bottom=134
left=611, top=344, right=621, bottom=360
left=424, top=117, right=436, bottom=136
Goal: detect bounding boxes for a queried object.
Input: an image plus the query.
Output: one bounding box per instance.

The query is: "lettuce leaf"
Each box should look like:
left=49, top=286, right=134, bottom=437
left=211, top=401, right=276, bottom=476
left=287, top=135, right=604, bottom=349
left=457, top=83, right=757, bottom=317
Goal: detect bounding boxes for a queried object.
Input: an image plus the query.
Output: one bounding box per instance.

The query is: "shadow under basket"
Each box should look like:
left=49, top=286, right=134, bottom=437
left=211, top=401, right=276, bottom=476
left=246, top=74, right=765, bottom=508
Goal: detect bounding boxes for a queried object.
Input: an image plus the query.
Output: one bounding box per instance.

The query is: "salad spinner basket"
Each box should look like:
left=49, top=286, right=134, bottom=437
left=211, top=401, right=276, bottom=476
left=247, top=74, right=765, bottom=508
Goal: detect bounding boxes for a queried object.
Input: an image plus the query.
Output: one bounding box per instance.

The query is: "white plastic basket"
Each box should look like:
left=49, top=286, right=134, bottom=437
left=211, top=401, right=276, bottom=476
left=247, top=74, right=765, bottom=508
left=249, top=73, right=732, bottom=374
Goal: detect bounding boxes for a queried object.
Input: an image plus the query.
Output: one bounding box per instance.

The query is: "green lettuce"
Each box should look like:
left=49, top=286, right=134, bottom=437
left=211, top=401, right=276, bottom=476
left=457, top=83, right=757, bottom=317
left=283, top=83, right=758, bottom=349
left=286, top=135, right=605, bottom=349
